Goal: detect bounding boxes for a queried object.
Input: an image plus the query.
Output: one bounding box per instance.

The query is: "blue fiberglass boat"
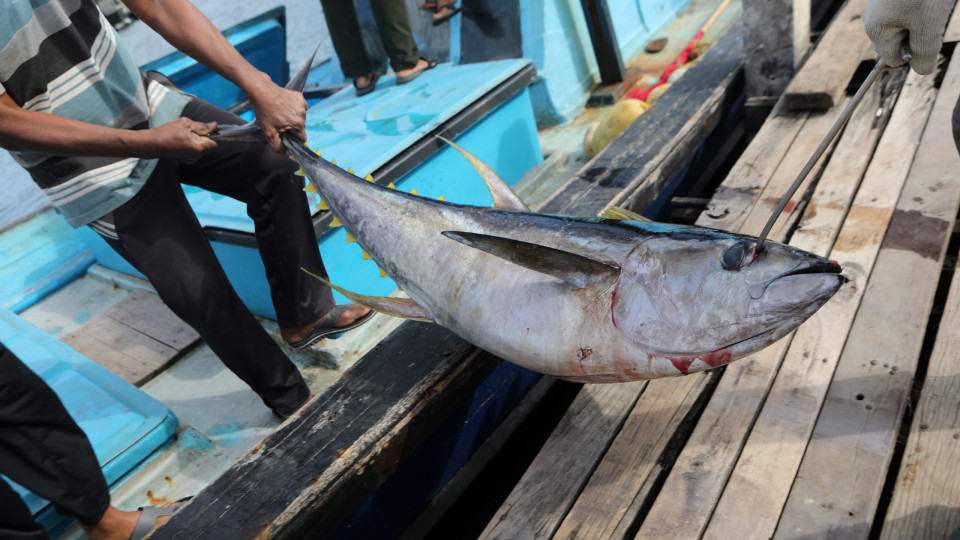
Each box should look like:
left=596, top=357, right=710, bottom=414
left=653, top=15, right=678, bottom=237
left=0, top=0, right=745, bottom=536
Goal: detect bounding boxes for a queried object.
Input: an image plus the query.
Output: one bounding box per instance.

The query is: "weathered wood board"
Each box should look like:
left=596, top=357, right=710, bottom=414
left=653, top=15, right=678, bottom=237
left=783, top=0, right=873, bottom=110
left=705, top=69, right=937, bottom=540
left=635, top=73, right=886, bottom=540
left=880, top=227, right=960, bottom=539
left=60, top=289, right=199, bottom=385
left=776, top=47, right=960, bottom=539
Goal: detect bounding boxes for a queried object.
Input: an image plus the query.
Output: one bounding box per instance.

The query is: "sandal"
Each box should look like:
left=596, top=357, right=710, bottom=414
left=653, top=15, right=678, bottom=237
left=396, top=58, right=439, bottom=85
left=286, top=305, right=376, bottom=350
left=420, top=1, right=439, bottom=11
left=354, top=71, right=380, bottom=97
left=432, top=2, right=461, bottom=26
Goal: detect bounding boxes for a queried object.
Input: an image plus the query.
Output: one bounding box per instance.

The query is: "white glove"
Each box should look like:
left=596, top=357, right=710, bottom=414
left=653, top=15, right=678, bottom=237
left=863, top=0, right=954, bottom=74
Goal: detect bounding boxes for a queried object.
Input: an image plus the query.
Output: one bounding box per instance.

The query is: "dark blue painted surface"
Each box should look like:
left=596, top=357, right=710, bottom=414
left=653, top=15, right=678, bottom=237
left=332, top=363, right=541, bottom=539
left=0, top=308, right=178, bottom=534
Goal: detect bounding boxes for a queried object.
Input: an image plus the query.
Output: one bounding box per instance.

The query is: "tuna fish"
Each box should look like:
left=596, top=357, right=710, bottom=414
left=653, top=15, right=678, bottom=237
left=285, top=137, right=843, bottom=383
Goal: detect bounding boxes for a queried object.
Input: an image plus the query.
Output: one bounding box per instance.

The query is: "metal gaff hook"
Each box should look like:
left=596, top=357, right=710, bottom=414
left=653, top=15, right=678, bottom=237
left=753, top=43, right=913, bottom=254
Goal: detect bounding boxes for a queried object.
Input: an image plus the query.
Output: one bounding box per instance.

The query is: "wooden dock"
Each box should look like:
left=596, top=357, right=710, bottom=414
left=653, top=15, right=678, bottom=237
left=478, top=6, right=960, bottom=540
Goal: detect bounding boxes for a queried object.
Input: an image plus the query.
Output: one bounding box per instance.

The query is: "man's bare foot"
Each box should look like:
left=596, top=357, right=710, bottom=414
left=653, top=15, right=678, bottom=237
left=83, top=506, right=172, bottom=540
left=281, top=304, right=372, bottom=344
left=395, top=58, right=430, bottom=81
left=354, top=73, right=375, bottom=89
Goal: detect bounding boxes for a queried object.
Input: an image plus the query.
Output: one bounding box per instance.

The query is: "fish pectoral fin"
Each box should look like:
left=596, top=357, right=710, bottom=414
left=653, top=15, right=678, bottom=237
left=600, top=206, right=652, bottom=222
left=301, top=268, right=435, bottom=322
left=442, top=231, right=620, bottom=288
left=438, top=136, right=530, bottom=212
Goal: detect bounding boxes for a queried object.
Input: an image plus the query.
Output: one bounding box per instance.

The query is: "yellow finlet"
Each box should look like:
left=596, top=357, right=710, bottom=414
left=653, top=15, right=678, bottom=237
left=379, top=267, right=388, bottom=278
left=361, top=249, right=371, bottom=260
left=345, top=232, right=355, bottom=243
left=365, top=174, right=374, bottom=182
left=332, top=159, right=337, bottom=166
left=295, top=168, right=305, bottom=176
left=303, top=183, right=317, bottom=193
left=387, top=182, right=396, bottom=189
left=314, top=150, right=322, bottom=157
left=330, top=215, right=342, bottom=227
left=437, top=195, right=446, bottom=201
left=318, top=198, right=328, bottom=210
left=348, top=167, right=354, bottom=175
left=409, top=189, right=419, bottom=196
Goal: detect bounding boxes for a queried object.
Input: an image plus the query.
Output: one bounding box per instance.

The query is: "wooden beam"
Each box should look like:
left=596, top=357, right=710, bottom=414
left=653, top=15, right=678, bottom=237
left=775, top=47, right=960, bottom=539
left=880, top=223, right=960, bottom=539
left=783, top=0, right=874, bottom=110
left=152, top=322, right=498, bottom=539
left=60, top=289, right=198, bottom=385
left=742, top=0, right=810, bottom=100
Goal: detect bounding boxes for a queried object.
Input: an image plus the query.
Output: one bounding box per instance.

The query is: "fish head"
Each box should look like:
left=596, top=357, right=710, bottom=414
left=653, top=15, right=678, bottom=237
left=611, top=231, right=843, bottom=358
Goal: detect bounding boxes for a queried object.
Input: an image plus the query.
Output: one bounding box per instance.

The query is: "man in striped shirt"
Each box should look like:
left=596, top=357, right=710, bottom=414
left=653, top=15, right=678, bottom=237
left=0, top=2, right=371, bottom=537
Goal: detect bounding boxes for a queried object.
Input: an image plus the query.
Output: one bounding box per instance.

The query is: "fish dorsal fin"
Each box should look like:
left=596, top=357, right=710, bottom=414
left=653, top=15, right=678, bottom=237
left=438, top=136, right=529, bottom=212
left=285, top=45, right=319, bottom=91
left=302, top=269, right=435, bottom=322
left=601, top=206, right=652, bottom=222
left=441, top=231, right=619, bottom=288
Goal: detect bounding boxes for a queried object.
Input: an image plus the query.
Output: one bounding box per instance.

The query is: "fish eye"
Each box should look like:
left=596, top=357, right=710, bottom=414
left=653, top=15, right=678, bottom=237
left=721, top=242, right=746, bottom=270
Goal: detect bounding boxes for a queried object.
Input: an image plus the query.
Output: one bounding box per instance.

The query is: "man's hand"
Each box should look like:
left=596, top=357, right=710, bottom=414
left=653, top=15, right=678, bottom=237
left=146, top=118, right=219, bottom=162
left=246, top=80, right=308, bottom=152
left=863, top=0, right=953, bottom=74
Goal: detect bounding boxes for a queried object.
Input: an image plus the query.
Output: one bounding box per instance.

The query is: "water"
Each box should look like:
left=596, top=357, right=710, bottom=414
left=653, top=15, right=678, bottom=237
left=0, top=0, right=334, bottom=232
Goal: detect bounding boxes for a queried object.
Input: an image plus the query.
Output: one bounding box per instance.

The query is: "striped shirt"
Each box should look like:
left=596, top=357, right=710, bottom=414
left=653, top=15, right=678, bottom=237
left=0, top=0, right=190, bottom=227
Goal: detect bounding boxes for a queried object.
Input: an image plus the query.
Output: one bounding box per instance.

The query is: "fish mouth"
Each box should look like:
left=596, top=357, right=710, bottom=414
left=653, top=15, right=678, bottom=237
left=781, top=259, right=843, bottom=278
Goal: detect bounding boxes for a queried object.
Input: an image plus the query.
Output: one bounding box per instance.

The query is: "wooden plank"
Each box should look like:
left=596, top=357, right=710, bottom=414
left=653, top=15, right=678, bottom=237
left=553, top=372, right=716, bottom=539
left=705, top=70, right=937, bottom=540
left=538, top=20, right=745, bottom=218
left=775, top=48, right=960, bottom=539
left=880, top=237, right=960, bottom=539
left=742, top=0, right=809, bottom=99
left=638, top=78, right=880, bottom=538
left=944, top=1, right=960, bottom=43
left=60, top=290, right=198, bottom=385
left=736, top=95, right=852, bottom=241
left=783, top=0, right=873, bottom=110
left=104, top=288, right=198, bottom=350
left=478, top=382, right=644, bottom=539
left=696, top=102, right=809, bottom=234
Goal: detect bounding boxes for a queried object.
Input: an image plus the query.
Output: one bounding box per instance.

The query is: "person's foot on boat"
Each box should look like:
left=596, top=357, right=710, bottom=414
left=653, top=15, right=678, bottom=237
left=431, top=1, right=461, bottom=25
left=354, top=71, right=380, bottom=96
left=395, top=58, right=439, bottom=85
left=281, top=304, right=374, bottom=350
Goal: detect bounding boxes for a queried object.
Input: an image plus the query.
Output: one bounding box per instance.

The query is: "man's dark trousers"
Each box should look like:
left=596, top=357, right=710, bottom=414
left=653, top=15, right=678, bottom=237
left=0, top=343, right=110, bottom=539
left=95, top=98, right=335, bottom=417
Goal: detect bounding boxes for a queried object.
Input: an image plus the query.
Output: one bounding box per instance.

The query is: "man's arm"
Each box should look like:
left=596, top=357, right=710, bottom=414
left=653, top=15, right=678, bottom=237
left=0, top=92, right=218, bottom=161
left=122, top=0, right=308, bottom=152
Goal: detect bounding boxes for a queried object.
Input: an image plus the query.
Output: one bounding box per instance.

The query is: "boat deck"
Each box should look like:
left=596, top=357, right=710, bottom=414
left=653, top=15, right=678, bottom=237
left=476, top=6, right=960, bottom=540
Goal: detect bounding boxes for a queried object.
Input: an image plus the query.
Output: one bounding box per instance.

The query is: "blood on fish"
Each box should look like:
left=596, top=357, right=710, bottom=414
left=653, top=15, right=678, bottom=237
left=668, top=356, right=695, bottom=375
left=665, top=347, right=732, bottom=374
left=701, top=348, right=732, bottom=368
